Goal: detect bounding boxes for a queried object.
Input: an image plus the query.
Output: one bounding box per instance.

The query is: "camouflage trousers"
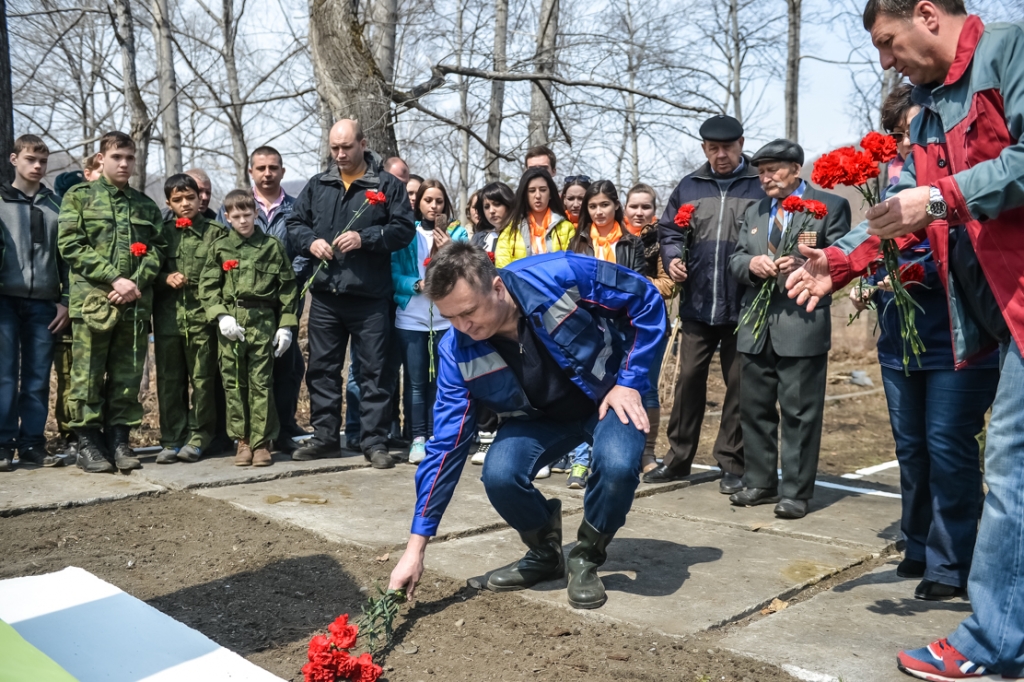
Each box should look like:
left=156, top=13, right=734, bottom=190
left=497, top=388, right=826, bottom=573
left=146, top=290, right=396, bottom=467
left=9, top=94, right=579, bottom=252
left=52, top=330, right=74, bottom=439
left=68, top=316, right=147, bottom=429
left=155, top=328, right=216, bottom=449
left=217, top=307, right=279, bottom=449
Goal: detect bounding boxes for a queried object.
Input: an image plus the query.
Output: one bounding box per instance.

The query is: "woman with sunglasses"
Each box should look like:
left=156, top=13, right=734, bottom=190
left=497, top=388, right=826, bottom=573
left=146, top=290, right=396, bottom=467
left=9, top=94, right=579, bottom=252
left=494, top=168, right=575, bottom=268
left=392, top=179, right=468, bottom=464
left=561, top=175, right=591, bottom=228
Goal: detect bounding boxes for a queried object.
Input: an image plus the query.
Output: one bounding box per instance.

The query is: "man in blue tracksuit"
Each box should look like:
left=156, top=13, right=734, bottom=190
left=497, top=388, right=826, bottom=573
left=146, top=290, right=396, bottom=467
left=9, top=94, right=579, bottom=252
left=388, top=243, right=666, bottom=609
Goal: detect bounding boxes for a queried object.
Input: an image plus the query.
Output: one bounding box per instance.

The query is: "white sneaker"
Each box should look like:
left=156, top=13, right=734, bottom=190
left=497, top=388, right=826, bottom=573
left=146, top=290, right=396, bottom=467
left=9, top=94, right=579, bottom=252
left=471, top=442, right=488, bottom=465
left=534, top=465, right=551, bottom=479
left=479, top=430, right=497, bottom=445
left=409, top=437, right=426, bottom=464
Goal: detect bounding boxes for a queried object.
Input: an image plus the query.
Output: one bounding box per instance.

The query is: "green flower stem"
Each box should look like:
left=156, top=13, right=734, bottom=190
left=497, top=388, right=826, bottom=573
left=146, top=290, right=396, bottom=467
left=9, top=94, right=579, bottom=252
left=881, top=238, right=926, bottom=374
left=357, top=586, right=407, bottom=663
left=299, top=198, right=373, bottom=300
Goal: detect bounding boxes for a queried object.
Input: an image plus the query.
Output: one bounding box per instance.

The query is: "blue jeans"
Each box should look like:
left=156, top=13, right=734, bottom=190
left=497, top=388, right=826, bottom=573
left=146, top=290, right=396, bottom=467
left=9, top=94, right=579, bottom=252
left=395, top=328, right=442, bottom=439
left=0, top=296, right=57, bottom=448
left=881, top=366, right=997, bottom=587
left=481, top=412, right=646, bottom=534
left=950, top=340, right=1024, bottom=674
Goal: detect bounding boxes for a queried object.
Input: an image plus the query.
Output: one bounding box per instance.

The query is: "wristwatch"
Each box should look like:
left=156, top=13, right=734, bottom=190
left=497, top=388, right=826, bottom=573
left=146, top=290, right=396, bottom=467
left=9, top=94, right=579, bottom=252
left=413, top=280, right=423, bottom=294
left=927, top=186, right=948, bottom=220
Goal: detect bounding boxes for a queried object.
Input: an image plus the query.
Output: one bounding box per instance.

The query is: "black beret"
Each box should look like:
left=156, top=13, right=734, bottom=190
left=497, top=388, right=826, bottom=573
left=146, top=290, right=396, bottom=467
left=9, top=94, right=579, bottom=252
left=54, top=170, right=86, bottom=199
left=750, top=139, right=804, bottom=166
left=699, top=115, right=744, bottom=142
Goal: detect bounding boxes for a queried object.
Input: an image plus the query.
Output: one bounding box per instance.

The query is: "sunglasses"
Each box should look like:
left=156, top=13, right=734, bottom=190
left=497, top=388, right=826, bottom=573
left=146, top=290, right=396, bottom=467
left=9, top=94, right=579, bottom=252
left=564, top=175, right=591, bottom=185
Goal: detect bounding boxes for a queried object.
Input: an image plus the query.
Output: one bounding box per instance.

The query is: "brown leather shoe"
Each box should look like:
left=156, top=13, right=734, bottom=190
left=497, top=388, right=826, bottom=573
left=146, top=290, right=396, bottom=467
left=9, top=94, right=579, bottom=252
left=234, top=439, right=252, bottom=466
left=252, top=446, right=273, bottom=467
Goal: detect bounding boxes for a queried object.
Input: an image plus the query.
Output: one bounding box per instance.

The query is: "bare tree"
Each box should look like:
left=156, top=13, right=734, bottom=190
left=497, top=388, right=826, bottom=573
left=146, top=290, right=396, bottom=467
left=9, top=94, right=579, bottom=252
left=0, top=0, right=14, bottom=184
left=150, top=0, right=181, bottom=174
left=528, top=0, right=558, bottom=146
left=109, top=0, right=152, bottom=190
left=483, top=0, right=508, bottom=181
left=784, top=0, right=801, bottom=141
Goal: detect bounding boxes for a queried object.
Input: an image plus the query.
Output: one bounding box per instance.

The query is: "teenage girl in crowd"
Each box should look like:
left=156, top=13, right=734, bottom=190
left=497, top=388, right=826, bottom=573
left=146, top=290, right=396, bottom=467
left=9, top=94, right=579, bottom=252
left=561, top=175, right=590, bottom=229
left=392, top=179, right=467, bottom=464
left=494, top=167, right=575, bottom=268
left=469, top=182, right=514, bottom=256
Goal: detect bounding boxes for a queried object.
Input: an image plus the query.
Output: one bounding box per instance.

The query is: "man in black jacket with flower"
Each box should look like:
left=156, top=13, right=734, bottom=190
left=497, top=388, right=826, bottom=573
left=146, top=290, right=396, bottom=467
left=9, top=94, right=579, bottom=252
left=286, top=119, right=415, bottom=468
left=647, top=115, right=764, bottom=492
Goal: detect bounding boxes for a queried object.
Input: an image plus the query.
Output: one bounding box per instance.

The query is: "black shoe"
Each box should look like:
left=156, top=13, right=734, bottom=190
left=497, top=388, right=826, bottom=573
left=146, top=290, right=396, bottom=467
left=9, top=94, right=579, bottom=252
left=487, top=499, right=565, bottom=591
left=567, top=518, right=615, bottom=609
left=642, top=464, right=687, bottom=484
left=773, top=498, right=809, bottom=519
left=719, top=472, right=744, bottom=495
left=730, top=487, right=780, bottom=507
left=343, top=438, right=361, bottom=452
left=75, top=429, right=114, bottom=474
left=914, top=579, right=966, bottom=601
left=107, top=425, right=141, bottom=471
left=18, top=445, right=49, bottom=466
left=367, top=445, right=394, bottom=469
left=0, top=447, right=12, bottom=472
left=897, top=558, right=927, bottom=579
left=292, top=440, right=342, bottom=461
left=275, top=436, right=299, bottom=453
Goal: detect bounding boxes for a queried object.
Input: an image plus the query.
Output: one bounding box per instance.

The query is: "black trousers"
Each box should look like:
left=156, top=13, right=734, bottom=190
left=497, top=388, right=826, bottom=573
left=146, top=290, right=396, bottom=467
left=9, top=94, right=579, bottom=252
left=664, top=320, right=744, bottom=476
left=273, top=336, right=305, bottom=437
left=739, top=336, right=828, bottom=500
left=306, top=292, right=391, bottom=451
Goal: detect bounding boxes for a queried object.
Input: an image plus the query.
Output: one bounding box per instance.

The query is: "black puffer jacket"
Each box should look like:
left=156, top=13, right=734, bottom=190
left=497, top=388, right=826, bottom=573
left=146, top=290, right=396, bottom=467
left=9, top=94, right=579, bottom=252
left=286, top=152, right=415, bottom=300
left=658, top=158, right=764, bottom=325
left=569, top=228, right=647, bottom=275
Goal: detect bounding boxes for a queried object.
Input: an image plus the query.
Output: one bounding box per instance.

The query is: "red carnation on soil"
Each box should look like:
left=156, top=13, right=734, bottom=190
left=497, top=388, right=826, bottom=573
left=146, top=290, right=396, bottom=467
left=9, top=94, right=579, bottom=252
left=802, top=199, right=828, bottom=219
left=328, top=615, right=359, bottom=650
left=365, top=190, right=386, bottom=205
left=861, top=131, right=899, bottom=164
left=222, top=259, right=239, bottom=271
left=899, top=262, right=926, bottom=285
left=780, top=195, right=805, bottom=214
left=175, top=217, right=192, bottom=229
left=350, top=653, right=382, bottom=682
left=129, top=242, right=147, bottom=257
left=673, top=203, right=695, bottom=229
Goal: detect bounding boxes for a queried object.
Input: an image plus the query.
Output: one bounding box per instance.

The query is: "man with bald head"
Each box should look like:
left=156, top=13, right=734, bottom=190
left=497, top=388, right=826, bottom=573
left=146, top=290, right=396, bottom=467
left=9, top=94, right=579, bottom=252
left=383, top=157, right=410, bottom=184
left=185, top=168, right=216, bottom=219
left=287, top=120, right=415, bottom=468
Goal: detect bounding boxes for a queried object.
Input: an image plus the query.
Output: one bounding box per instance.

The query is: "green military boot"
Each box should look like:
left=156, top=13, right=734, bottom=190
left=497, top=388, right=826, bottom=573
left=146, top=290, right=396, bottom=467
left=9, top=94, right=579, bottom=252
left=486, top=499, right=565, bottom=592
left=566, top=519, right=616, bottom=609
left=108, top=425, right=141, bottom=471
left=75, top=428, right=114, bottom=474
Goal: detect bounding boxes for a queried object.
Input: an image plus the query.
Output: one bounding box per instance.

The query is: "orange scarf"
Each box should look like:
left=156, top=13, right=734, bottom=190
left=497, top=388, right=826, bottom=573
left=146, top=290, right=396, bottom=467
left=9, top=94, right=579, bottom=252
left=566, top=211, right=579, bottom=227
left=528, top=209, right=551, bottom=254
left=590, top=221, right=622, bottom=263
left=623, top=217, right=643, bottom=237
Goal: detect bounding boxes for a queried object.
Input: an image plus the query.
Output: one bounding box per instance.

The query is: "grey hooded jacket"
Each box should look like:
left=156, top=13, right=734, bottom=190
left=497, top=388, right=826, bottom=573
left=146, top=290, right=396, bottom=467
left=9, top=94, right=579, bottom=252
left=0, top=183, right=68, bottom=304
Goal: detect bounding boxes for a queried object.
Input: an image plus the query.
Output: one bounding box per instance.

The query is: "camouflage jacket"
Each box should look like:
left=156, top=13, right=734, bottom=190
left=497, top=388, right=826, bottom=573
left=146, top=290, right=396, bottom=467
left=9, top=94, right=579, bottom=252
left=153, top=213, right=224, bottom=335
left=199, top=226, right=298, bottom=328
left=57, top=176, right=166, bottom=319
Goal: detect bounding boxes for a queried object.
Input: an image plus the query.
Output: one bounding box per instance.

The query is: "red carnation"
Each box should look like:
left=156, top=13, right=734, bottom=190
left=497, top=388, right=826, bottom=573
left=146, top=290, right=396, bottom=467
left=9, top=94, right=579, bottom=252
left=780, top=195, right=805, bottom=214
left=673, top=204, right=696, bottom=230
left=129, top=242, right=147, bottom=257
left=332, top=649, right=359, bottom=678
left=350, top=652, right=383, bottom=682
left=812, top=147, right=880, bottom=189
left=423, top=257, right=431, bottom=267
left=222, top=259, right=239, bottom=272
left=899, top=262, right=926, bottom=285
left=328, top=614, right=359, bottom=650
left=365, top=190, right=386, bottom=206
left=802, top=199, right=828, bottom=219
left=175, top=217, right=192, bottom=229
left=861, top=131, right=899, bottom=164
left=486, top=251, right=495, bottom=263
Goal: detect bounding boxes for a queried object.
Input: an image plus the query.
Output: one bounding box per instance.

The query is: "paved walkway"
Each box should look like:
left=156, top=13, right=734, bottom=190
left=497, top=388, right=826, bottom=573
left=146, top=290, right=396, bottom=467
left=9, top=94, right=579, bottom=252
left=2, top=451, right=967, bottom=682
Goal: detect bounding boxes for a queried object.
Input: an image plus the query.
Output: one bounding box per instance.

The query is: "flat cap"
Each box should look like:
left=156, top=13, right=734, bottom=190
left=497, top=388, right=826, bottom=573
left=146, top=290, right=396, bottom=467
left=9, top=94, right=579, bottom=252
left=699, top=115, right=744, bottom=142
left=751, top=139, right=804, bottom=166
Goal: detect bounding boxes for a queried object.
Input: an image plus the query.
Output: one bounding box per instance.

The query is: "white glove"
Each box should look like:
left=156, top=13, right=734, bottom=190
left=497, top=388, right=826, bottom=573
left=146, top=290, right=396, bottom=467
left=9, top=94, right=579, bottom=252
left=273, top=327, right=293, bottom=358
left=217, top=314, right=246, bottom=342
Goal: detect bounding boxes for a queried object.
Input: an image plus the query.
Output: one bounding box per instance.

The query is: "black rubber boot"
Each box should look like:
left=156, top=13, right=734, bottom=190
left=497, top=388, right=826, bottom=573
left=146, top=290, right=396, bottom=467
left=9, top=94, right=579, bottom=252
left=108, top=425, right=141, bottom=471
left=486, top=499, right=565, bottom=592
left=566, top=519, right=616, bottom=609
left=75, top=428, right=115, bottom=474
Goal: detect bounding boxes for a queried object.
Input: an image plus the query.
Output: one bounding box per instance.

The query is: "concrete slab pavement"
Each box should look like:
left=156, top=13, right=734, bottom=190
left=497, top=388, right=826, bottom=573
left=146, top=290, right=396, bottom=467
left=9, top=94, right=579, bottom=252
left=0, top=465, right=164, bottom=516
left=633, top=476, right=902, bottom=551
left=422, top=511, right=872, bottom=636
left=720, top=563, right=972, bottom=682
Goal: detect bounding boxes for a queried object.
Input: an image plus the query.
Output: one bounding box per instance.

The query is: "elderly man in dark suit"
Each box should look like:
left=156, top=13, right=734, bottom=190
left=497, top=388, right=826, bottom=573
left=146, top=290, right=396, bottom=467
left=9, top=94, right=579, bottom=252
left=727, top=140, right=851, bottom=519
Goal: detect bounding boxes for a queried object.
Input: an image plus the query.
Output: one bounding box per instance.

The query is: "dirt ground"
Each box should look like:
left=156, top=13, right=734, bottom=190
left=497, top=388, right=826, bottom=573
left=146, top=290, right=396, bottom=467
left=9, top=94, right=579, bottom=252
left=0, top=493, right=798, bottom=682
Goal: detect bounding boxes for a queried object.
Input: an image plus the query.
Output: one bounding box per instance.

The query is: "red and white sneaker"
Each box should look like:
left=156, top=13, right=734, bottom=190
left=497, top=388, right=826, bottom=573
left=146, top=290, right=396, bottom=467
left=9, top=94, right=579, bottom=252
left=897, top=639, right=992, bottom=681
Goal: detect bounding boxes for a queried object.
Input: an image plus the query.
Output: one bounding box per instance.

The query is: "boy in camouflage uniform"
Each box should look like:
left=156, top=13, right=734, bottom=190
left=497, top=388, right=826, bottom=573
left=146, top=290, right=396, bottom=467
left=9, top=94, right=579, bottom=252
left=57, top=131, right=166, bottom=473
left=153, top=174, right=223, bottom=464
left=200, top=190, right=297, bottom=467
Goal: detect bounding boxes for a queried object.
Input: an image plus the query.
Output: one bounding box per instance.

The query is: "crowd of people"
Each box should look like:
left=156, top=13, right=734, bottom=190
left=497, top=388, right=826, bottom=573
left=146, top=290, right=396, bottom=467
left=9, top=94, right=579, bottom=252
left=3, top=0, right=1024, bottom=678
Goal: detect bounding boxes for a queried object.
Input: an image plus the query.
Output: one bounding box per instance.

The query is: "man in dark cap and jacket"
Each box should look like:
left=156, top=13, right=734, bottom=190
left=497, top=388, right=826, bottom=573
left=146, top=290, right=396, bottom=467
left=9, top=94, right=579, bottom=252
left=727, top=139, right=850, bottom=519
left=646, top=115, right=764, bottom=493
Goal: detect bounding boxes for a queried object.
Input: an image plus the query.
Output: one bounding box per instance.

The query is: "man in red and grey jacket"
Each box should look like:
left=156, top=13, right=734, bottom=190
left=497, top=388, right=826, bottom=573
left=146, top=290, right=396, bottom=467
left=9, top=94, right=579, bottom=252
left=387, top=244, right=665, bottom=611
left=787, top=2, right=1024, bottom=678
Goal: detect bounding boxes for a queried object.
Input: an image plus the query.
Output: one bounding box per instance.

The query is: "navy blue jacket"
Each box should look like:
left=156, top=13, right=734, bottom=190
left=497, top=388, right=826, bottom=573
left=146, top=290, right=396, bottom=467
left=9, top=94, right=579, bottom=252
left=658, top=158, right=764, bottom=325
left=411, top=252, right=666, bottom=536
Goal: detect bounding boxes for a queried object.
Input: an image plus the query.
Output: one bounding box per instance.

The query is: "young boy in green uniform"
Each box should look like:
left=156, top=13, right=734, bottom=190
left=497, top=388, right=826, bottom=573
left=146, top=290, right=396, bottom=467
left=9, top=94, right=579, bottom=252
left=200, top=190, right=297, bottom=467
left=153, top=174, right=223, bottom=464
left=57, top=131, right=166, bottom=473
